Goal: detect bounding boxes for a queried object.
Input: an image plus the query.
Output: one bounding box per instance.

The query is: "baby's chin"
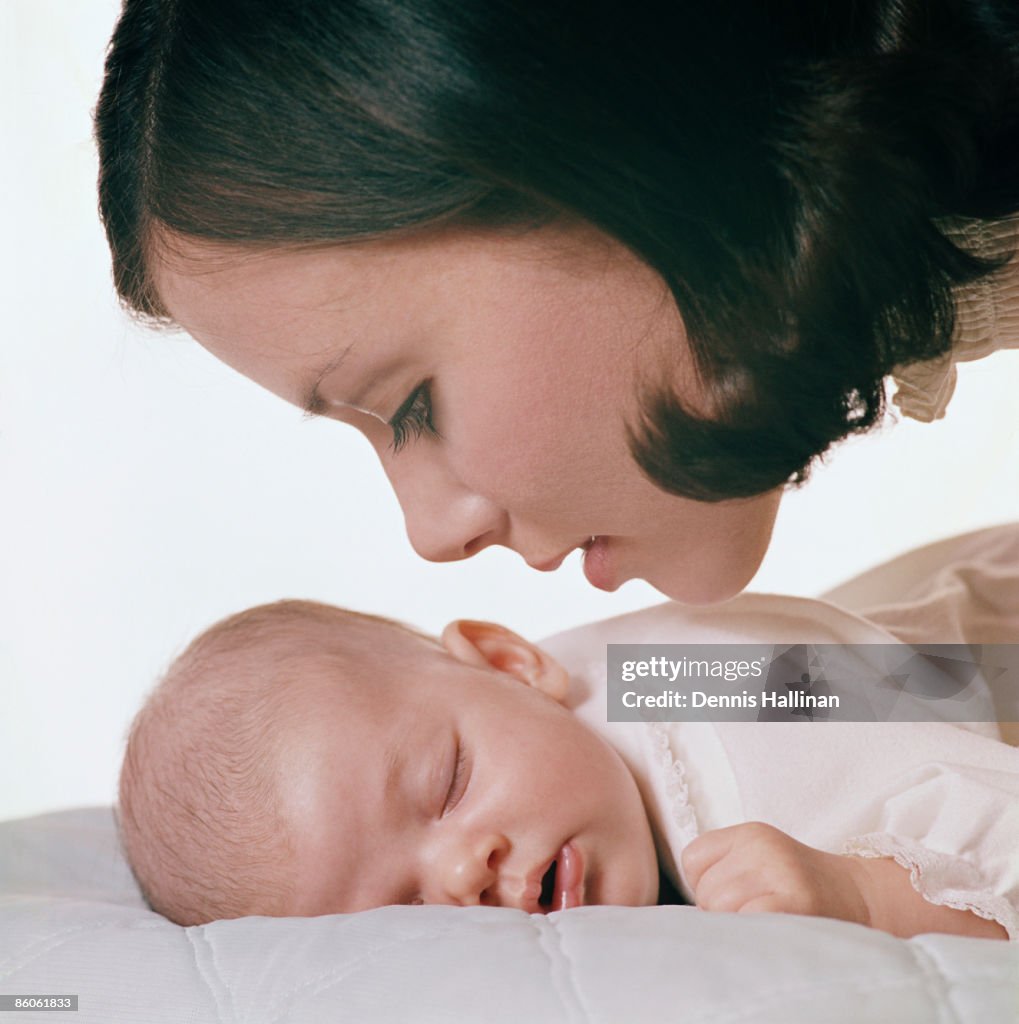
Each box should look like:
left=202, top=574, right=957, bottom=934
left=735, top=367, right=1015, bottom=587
left=601, top=878, right=661, bottom=909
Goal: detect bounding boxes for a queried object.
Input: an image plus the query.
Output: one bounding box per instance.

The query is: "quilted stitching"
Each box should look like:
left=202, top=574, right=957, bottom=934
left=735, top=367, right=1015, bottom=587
left=262, top=922, right=468, bottom=1024
left=693, top=979, right=945, bottom=1024
left=903, top=941, right=962, bottom=1024
left=4, top=811, right=1018, bottom=1024
left=0, top=916, right=166, bottom=979
left=186, top=927, right=238, bottom=1023
left=530, top=915, right=590, bottom=1024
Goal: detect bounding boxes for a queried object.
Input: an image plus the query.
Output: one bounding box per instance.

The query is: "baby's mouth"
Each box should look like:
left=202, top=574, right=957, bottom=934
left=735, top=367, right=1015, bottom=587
left=537, top=843, right=585, bottom=912
left=539, top=860, right=557, bottom=909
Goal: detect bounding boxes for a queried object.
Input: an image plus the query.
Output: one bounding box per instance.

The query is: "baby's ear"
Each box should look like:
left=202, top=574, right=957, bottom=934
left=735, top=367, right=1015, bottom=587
left=440, top=620, right=569, bottom=703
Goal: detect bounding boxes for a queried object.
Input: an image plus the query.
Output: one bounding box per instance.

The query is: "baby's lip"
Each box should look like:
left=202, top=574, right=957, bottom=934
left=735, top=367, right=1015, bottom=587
left=551, top=842, right=585, bottom=911
left=524, top=842, right=585, bottom=913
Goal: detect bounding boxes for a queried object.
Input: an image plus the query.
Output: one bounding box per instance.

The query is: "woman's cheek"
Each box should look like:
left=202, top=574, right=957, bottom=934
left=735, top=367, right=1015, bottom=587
left=457, top=416, right=583, bottom=509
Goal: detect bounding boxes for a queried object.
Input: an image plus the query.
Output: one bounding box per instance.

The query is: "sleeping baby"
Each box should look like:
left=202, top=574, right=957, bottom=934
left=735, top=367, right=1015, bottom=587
left=118, top=529, right=1019, bottom=941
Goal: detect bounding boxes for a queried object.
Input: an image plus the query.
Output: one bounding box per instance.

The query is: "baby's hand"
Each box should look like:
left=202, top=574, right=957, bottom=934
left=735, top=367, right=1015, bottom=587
left=681, top=822, right=869, bottom=926
left=682, top=822, right=1007, bottom=939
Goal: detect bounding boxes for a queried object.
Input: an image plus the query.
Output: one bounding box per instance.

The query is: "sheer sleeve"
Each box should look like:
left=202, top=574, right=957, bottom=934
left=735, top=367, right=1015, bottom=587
left=841, top=760, right=1019, bottom=939
left=712, top=720, right=1019, bottom=940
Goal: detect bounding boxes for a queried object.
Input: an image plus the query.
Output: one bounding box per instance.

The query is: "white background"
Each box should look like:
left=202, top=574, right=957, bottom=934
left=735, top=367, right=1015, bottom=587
left=3, top=0, right=1018, bottom=822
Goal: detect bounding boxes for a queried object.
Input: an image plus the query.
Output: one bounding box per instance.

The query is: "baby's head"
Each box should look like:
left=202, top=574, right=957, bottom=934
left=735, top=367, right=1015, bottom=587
left=119, top=600, right=659, bottom=924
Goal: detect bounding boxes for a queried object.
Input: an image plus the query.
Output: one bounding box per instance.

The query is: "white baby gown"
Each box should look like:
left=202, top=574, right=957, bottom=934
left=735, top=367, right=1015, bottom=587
left=539, top=524, right=1019, bottom=939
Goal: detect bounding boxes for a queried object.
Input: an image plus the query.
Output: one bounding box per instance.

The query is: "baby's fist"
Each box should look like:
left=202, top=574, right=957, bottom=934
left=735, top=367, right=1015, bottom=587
left=681, top=822, right=870, bottom=925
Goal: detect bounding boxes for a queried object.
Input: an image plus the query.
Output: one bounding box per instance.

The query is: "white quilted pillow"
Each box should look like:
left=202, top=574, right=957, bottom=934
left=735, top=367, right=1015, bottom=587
left=2, top=808, right=1016, bottom=1024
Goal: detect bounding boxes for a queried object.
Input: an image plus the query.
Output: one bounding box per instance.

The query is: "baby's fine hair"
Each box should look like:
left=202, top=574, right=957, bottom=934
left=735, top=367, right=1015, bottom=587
left=118, top=599, right=434, bottom=925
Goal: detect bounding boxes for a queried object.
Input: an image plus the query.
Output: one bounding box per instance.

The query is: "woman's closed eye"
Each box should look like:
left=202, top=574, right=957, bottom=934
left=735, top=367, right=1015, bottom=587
left=442, top=738, right=470, bottom=816
left=388, top=381, right=438, bottom=452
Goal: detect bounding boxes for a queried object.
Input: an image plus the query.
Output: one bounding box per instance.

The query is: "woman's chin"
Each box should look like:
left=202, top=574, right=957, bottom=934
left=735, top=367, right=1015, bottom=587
left=646, top=562, right=758, bottom=605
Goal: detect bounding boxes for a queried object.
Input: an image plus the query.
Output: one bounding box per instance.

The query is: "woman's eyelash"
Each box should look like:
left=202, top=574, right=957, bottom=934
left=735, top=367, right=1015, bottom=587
left=442, top=739, right=469, bottom=816
left=388, top=381, right=438, bottom=453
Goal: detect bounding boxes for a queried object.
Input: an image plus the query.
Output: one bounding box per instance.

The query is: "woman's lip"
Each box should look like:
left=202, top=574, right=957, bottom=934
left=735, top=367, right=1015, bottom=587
left=581, top=536, right=616, bottom=591
left=527, top=537, right=595, bottom=573
left=526, top=537, right=617, bottom=588
left=528, top=550, right=572, bottom=572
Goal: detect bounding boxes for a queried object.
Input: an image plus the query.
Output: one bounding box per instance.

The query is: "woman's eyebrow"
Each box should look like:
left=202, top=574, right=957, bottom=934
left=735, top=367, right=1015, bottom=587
left=299, top=347, right=390, bottom=421
left=299, top=346, right=354, bottom=418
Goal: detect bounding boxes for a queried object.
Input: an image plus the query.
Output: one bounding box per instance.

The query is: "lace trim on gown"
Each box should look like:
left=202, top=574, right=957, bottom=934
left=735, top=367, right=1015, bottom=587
left=843, top=833, right=1019, bottom=940
left=646, top=722, right=699, bottom=847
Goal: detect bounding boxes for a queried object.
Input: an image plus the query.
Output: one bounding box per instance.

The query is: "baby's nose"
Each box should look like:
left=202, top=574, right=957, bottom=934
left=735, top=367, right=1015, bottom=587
left=437, top=832, right=509, bottom=907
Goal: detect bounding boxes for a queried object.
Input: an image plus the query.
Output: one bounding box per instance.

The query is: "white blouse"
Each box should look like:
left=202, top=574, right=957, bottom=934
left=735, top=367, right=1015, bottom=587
left=892, top=213, right=1019, bottom=421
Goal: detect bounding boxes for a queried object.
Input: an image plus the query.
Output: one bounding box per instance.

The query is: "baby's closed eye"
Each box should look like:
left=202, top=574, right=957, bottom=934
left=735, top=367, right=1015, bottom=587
left=442, top=738, right=470, bottom=816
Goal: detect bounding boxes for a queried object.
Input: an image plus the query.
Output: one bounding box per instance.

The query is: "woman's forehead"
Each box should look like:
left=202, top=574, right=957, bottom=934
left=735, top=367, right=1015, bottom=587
left=150, top=218, right=624, bottom=323
left=150, top=243, right=390, bottom=407
left=152, top=237, right=365, bottom=327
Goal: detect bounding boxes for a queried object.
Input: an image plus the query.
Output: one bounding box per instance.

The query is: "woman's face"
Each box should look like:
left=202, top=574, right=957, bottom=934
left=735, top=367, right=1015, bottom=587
left=153, top=222, right=781, bottom=602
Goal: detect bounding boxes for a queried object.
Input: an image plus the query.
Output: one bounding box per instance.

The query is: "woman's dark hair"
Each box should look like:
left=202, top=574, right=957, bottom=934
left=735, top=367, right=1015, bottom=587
left=95, top=0, right=1019, bottom=500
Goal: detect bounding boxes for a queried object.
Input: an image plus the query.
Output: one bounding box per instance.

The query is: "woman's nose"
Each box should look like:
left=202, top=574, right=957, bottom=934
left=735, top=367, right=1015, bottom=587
left=383, top=453, right=507, bottom=563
